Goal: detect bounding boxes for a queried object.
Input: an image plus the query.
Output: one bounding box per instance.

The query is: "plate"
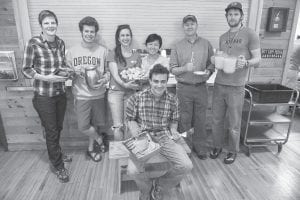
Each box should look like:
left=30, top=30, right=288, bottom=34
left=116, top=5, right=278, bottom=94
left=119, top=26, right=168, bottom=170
left=193, top=71, right=206, bottom=75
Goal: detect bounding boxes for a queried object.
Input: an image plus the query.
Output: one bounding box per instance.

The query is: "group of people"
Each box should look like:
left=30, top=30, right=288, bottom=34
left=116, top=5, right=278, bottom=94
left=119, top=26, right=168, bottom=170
left=22, top=1, right=260, bottom=200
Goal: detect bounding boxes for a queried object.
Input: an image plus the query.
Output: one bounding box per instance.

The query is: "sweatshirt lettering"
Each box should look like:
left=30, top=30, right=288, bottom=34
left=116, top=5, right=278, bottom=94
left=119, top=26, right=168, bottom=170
left=73, top=56, right=101, bottom=66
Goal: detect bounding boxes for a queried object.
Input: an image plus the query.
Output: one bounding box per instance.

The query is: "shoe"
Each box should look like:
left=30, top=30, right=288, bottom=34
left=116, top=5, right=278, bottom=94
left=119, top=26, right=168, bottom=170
left=197, top=153, right=208, bottom=160
left=192, top=147, right=207, bottom=160
left=224, top=152, right=237, bottom=164
left=94, top=139, right=107, bottom=153
left=150, top=179, right=163, bottom=200
left=51, top=167, right=69, bottom=183
left=62, top=154, right=72, bottom=162
left=86, top=149, right=102, bottom=162
left=210, top=148, right=222, bottom=159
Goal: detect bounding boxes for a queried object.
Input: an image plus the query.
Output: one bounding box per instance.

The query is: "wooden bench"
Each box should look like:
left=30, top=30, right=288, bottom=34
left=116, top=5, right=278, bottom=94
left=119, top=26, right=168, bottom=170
left=109, top=138, right=191, bottom=194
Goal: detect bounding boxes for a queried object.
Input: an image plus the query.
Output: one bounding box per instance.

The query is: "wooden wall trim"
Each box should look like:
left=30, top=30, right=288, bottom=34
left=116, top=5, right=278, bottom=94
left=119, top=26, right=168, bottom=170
left=248, top=0, right=264, bottom=33
left=281, top=0, right=300, bottom=85
left=12, top=0, right=32, bottom=49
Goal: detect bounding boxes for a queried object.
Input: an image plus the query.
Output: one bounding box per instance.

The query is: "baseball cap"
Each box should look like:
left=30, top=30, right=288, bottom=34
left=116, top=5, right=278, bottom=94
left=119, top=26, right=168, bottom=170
left=225, top=2, right=243, bottom=12
left=182, top=15, right=197, bottom=24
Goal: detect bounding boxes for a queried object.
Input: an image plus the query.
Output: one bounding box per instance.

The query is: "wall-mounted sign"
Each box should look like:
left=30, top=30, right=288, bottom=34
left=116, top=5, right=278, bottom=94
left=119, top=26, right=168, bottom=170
left=0, top=51, right=18, bottom=81
left=266, top=7, right=289, bottom=32
left=261, top=48, right=283, bottom=58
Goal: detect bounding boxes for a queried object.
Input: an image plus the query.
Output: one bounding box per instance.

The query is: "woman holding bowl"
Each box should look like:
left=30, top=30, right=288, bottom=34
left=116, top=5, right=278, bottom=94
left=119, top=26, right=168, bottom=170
left=107, top=24, right=142, bottom=141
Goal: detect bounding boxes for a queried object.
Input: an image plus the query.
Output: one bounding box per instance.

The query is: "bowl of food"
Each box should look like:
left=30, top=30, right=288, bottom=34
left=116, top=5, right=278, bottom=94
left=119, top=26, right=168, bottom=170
left=120, top=67, right=147, bottom=84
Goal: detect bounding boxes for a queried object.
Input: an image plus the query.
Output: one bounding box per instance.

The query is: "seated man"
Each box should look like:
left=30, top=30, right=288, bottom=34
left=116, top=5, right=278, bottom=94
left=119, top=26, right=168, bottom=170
left=126, top=64, right=193, bottom=200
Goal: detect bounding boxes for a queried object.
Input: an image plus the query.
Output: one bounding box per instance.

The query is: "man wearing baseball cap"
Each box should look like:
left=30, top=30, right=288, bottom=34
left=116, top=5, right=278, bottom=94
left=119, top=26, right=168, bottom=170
left=170, top=15, right=215, bottom=161
left=210, top=2, right=261, bottom=164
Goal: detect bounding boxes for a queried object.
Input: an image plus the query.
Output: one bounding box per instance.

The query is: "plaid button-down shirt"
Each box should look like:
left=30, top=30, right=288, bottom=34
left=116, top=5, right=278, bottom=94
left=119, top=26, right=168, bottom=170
left=22, top=34, right=66, bottom=97
left=126, top=88, right=179, bottom=137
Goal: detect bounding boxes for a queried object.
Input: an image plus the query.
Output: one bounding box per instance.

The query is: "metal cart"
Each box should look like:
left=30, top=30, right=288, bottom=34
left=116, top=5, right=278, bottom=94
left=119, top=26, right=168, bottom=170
left=242, top=88, right=299, bottom=156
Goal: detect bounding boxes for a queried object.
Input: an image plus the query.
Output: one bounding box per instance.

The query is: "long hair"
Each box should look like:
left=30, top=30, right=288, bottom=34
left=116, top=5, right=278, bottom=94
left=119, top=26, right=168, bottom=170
left=114, top=24, right=132, bottom=66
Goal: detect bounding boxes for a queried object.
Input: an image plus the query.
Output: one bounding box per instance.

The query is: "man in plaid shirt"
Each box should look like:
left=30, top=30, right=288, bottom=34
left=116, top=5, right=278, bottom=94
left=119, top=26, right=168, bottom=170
left=126, top=64, right=193, bottom=200
left=22, top=10, right=72, bottom=183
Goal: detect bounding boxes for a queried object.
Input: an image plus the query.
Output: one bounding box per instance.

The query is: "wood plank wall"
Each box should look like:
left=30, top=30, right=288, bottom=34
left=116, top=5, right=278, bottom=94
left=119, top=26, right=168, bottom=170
left=248, top=0, right=297, bottom=83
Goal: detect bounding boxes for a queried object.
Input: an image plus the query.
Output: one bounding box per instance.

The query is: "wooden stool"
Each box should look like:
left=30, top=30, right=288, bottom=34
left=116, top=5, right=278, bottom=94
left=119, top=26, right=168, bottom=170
left=109, top=138, right=191, bottom=194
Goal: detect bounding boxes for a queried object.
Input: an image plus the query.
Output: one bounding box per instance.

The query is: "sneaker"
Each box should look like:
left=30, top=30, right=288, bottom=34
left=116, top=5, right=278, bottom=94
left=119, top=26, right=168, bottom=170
left=224, top=152, right=237, bottom=164
left=62, top=154, right=72, bottom=162
left=150, top=179, right=163, bottom=200
left=52, top=167, right=70, bottom=183
left=210, top=148, right=222, bottom=159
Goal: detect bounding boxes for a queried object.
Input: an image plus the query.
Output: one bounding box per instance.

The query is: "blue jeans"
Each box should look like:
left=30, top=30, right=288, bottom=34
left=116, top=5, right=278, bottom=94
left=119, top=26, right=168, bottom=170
left=127, top=136, right=193, bottom=194
left=212, top=84, right=245, bottom=153
left=32, top=93, right=67, bottom=169
left=176, top=83, right=208, bottom=153
left=107, top=90, right=133, bottom=140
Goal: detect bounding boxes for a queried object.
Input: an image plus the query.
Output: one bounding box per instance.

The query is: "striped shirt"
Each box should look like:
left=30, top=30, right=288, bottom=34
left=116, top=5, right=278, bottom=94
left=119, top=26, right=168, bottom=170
left=22, top=34, right=66, bottom=97
left=126, top=88, right=179, bottom=137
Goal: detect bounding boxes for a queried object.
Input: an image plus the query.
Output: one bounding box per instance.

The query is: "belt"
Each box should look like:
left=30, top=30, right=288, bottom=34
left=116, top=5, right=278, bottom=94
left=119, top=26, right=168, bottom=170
left=178, top=81, right=206, bottom=86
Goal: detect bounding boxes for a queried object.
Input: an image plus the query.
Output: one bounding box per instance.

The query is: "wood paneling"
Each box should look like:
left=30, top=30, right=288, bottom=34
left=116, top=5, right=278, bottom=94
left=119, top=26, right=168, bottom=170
left=249, top=0, right=298, bottom=84
left=0, top=0, right=27, bottom=86
left=0, top=86, right=113, bottom=151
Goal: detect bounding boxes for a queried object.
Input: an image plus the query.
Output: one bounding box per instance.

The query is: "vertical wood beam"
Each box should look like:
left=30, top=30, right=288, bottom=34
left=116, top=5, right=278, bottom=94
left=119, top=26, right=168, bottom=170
left=248, top=0, right=264, bottom=33
left=247, top=0, right=264, bottom=82
left=12, top=0, right=32, bottom=49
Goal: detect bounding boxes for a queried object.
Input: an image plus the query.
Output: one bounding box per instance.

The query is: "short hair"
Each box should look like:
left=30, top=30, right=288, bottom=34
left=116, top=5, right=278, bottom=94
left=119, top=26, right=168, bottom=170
left=79, top=16, right=99, bottom=33
left=145, top=34, right=162, bottom=48
left=149, top=64, right=169, bottom=80
left=38, top=10, right=58, bottom=25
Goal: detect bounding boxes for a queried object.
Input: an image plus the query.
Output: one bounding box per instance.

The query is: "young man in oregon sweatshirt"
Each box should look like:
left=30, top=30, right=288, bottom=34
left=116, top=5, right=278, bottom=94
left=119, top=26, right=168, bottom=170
left=66, top=16, right=109, bottom=162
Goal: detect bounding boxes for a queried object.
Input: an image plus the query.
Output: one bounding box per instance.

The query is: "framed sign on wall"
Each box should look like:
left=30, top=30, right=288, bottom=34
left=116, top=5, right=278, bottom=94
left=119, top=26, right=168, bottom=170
left=0, top=51, right=18, bottom=81
left=266, top=7, right=289, bottom=32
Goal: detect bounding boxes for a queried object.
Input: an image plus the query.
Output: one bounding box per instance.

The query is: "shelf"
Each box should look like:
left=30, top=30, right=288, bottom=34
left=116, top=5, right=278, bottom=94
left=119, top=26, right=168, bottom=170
left=244, top=126, right=286, bottom=143
left=244, top=98, right=297, bottom=106
left=243, top=111, right=291, bottom=125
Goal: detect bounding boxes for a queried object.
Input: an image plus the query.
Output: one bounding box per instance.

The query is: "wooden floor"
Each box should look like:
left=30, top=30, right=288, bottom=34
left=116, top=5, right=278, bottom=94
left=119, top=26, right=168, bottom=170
left=1, top=113, right=300, bottom=200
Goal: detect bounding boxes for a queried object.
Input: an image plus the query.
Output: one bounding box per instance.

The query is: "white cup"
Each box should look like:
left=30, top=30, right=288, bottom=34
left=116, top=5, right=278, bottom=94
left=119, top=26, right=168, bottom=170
left=223, top=57, right=237, bottom=74
left=215, top=56, right=224, bottom=70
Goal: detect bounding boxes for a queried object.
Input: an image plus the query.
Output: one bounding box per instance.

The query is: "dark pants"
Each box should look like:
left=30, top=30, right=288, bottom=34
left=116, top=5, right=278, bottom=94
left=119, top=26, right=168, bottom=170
left=176, top=83, right=208, bottom=153
left=32, top=93, right=67, bottom=169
